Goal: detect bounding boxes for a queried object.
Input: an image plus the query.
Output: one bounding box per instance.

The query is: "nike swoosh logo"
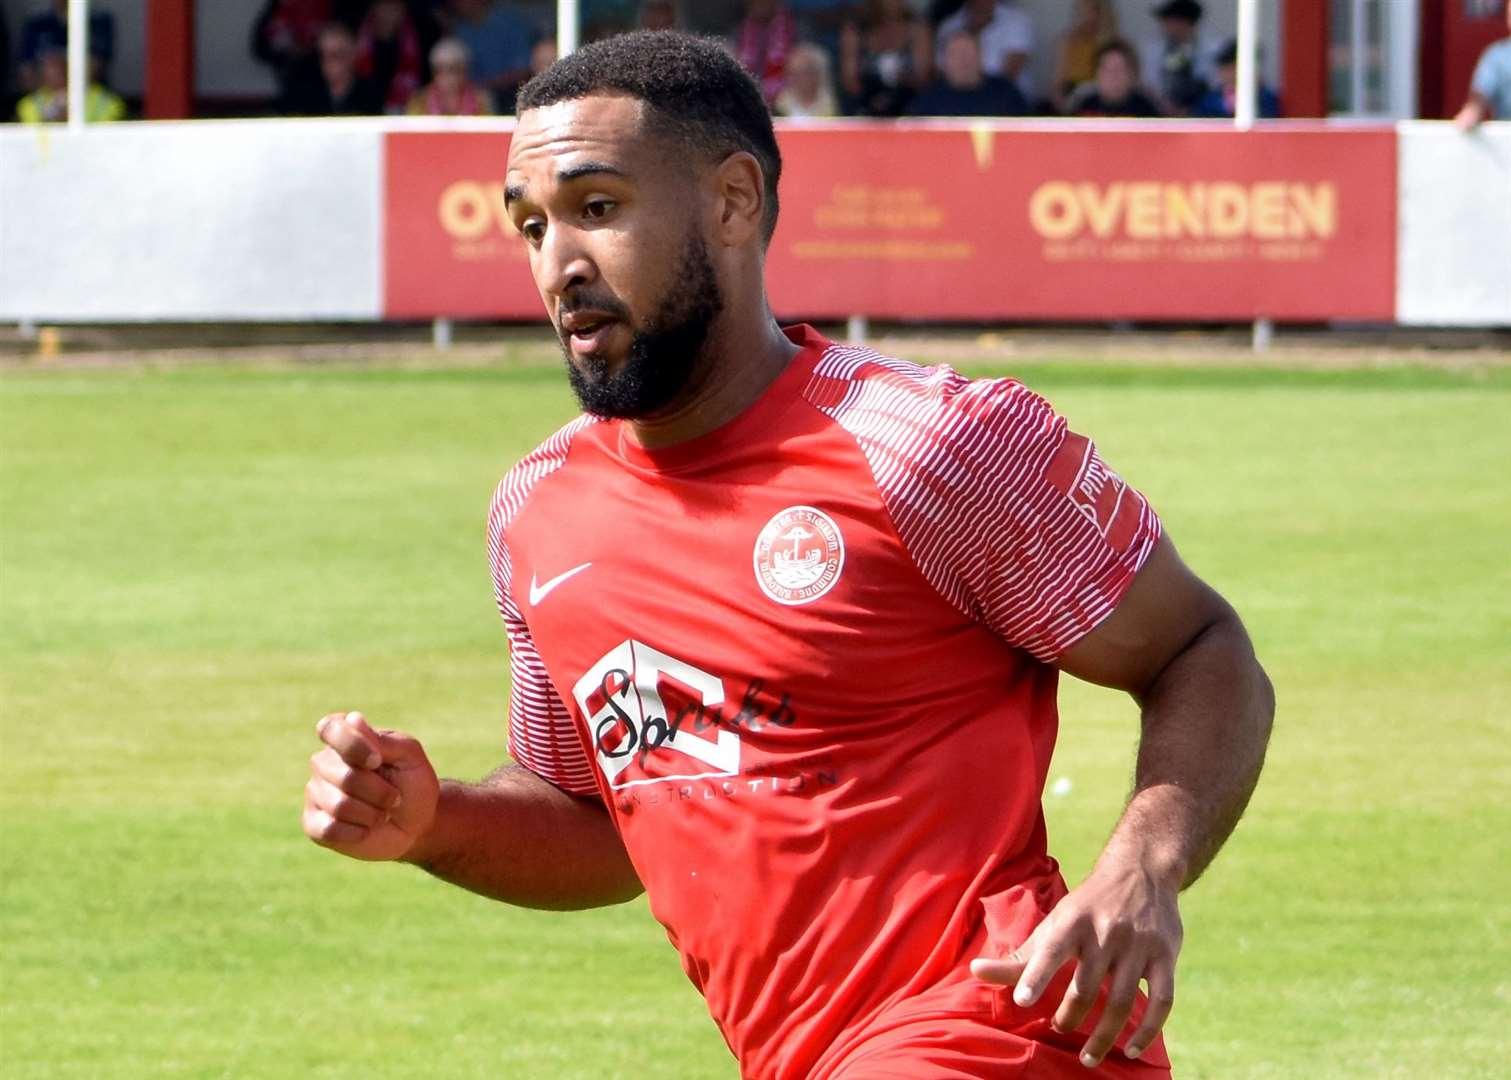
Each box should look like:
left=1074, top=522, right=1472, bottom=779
left=529, top=562, right=593, bottom=606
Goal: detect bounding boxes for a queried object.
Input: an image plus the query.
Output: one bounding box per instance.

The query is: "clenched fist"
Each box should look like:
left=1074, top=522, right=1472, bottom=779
left=302, top=711, right=440, bottom=863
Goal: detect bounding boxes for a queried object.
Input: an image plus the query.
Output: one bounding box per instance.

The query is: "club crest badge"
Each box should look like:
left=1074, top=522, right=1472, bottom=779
left=753, top=506, right=845, bottom=606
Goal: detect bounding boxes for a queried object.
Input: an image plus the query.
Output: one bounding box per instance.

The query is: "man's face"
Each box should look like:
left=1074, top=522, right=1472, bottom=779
left=1159, top=15, right=1195, bottom=44
left=320, top=29, right=356, bottom=84
left=942, top=34, right=983, bottom=89
left=1096, top=49, right=1133, bottom=100
left=372, top=0, right=405, bottom=36
left=434, top=50, right=468, bottom=90
left=787, top=50, right=823, bottom=99
left=506, top=94, right=725, bottom=420
left=966, top=0, right=996, bottom=29
left=40, top=51, right=67, bottom=91
left=642, top=2, right=676, bottom=31
left=530, top=40, right=558, bottom=76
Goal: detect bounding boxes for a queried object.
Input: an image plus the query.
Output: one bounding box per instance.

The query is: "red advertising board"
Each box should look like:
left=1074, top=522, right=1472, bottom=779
left=385, top=130, right=536, bottom=320
left=384, top=123, right=1397, bottom=323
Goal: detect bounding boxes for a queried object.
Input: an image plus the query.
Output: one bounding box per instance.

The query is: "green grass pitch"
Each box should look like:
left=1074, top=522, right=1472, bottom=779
left=2, top=347, right=1507, bottom=1078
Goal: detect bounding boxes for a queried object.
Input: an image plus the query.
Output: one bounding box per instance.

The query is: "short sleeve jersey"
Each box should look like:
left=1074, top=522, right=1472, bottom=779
left=1471, top=38, right=1511, bottom=120
left=487, top=326, right=1164, bottom=1078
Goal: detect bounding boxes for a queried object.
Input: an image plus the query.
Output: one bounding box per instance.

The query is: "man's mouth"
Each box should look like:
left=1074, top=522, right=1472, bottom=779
left=560, top=312, right=623, bottom=359
left=566, top=316, right=611, bottom=338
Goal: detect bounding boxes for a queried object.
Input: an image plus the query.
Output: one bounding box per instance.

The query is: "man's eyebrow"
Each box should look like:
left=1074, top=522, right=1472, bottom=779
left=557, top=161, right=631, bottom=184
left=504, top=162, right=629, bottom=210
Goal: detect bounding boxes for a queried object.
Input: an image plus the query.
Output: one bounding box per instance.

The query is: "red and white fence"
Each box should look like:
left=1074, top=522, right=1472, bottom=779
left=2, top=118, right=1507, bottom=327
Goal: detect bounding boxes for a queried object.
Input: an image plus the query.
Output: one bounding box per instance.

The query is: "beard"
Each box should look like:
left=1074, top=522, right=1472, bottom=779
left=561, top=231, right=724, bottom=421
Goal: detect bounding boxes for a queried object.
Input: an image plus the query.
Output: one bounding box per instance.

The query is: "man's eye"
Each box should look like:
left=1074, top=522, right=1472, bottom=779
left=584, top=200, right=616, bottom=221
left=521, top=221, right=545, bottom=243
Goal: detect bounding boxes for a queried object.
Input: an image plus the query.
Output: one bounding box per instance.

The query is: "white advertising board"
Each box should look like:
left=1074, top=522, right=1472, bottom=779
left=1396, top=122, right=1511, bottom=327
left=0, top=119, right=383, bottom=321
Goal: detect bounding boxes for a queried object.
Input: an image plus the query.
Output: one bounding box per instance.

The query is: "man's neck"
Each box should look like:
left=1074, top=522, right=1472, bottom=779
left=626, top=307, right=800, bottom=450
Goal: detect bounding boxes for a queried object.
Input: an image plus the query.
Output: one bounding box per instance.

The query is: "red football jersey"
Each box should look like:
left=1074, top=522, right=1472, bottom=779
left=487, top=326, right=1169, bottom=1077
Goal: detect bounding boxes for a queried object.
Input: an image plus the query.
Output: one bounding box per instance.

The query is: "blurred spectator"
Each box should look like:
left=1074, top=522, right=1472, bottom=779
left=1051, top=0, right=1118, bottom=112
left=282, top=23, right=383, bottom=114
left=774, top=42, right=839, bottom=117
left=253, top=0, right=351, bottom=101
left=15, top=44, right=124, bottom=123
left=1140, top=0, right=1215, bottom=116
left=840, top=0, right=932, bottom=117
left=1454, top=1, right=1511, bottom=130
left=640, top=0, right=679, bottom=32
left=407, top=35, right=493, bottom=114
left=934, top=0, right=1033, bottom=100
left=357, top=0, right=428, bottom=113
left=2, top=8, right=12, bottom=113
left=1193, top=39, right=1280, bottom=119
left=785, top=0, right=860, bottom=57
left=907, top=30, right=1026, bottom=117
left=530, top=38, right=557, bottom=77
left=734, top=0, right=798, bottom=105
left=447, top=0, right=538, bottom=113
left=580, top=0, right=640, bottom=42
left=18, top=0, right=114, bottom=93
left=1067, top=38, right=1159, bottom=117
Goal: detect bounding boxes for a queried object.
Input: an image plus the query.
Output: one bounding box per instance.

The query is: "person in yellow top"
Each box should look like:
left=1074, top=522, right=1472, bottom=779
left=1052, top=0, right=1119, bottom=113
left=406, top=37, right=494, bottom=116
left=16, top=46, right=125, bottom=123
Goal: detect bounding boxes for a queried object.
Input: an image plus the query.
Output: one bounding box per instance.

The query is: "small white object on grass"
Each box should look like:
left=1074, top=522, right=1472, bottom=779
left=1049, top=776, right=1073, bottom=798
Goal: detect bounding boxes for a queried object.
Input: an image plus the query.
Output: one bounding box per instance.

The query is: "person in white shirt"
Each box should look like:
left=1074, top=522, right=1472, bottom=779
left=935, top=0, right=1034, bottom=100
left=1139, top=0, right=1217, bottom=116
left=1454, top=0, right=1511, bottom=130
left=774, top=42, right=840, bottom=118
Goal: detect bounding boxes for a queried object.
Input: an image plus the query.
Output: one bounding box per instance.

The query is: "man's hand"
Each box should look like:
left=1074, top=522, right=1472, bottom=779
left=302, top=711, right=440, bottom=863
left=1454, top=94, right=1489, bottom=132
left=971, top=855, right=1181, bottom=1068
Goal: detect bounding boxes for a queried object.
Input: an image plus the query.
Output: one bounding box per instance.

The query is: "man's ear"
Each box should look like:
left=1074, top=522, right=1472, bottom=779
left=711, top=151, right=766, bottom=247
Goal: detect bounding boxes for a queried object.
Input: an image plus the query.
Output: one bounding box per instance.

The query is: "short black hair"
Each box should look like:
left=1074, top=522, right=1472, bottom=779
left=517, top=31, right=782, bottom=244
left=1094, top=38, right=1140, bottom=75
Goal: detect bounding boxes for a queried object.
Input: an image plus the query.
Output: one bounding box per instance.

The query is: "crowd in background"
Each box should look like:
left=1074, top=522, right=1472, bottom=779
left=2, top=0, right=1288, bottom=125
left=4, top=0, right=125, bottom=122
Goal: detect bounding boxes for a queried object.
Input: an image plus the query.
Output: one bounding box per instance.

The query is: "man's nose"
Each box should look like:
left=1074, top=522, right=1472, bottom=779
left=539, top=225, right=596, bottom=299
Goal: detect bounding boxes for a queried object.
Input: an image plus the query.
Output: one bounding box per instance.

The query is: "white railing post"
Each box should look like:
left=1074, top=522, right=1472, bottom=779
left=67, top=0, right=89, bottom=131
left=1235, top=0, right=1259, bottom=131
left=558, top=0, right=579, bottom=55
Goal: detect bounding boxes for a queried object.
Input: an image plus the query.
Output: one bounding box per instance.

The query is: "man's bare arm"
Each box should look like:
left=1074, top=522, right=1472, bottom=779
left=1455, top=91, right=1491, bottom=131
left=405, top=765, right=642, bottom=910
left=1061, top=535, right=1274, bottom=892
left=972, top=534, right=1273, bottom=1067
left=304, top=711, right=642, bottom=911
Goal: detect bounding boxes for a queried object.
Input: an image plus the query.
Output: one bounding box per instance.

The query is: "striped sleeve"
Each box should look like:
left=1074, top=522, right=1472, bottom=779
left=806, top=346, right=1161, bottom=663
left=485, top=417, right=602, bottom=798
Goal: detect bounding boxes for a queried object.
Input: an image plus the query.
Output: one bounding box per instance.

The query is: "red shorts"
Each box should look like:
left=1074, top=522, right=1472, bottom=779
left=820, top=1011, right=1171, bottom=1078
left=809, top=879, right=1173, bottom=1079
left=812, top=979, right=1172, bottom=1079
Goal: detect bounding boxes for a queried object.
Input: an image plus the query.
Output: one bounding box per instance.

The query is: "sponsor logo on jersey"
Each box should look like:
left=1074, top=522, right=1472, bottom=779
left=1045, top=432, right=1140, bottom=553
left=753, top=506, right=845, bottom=606
left=528, top=561, right=592, bottom=606
left=572, top=639, right=804, bottom=792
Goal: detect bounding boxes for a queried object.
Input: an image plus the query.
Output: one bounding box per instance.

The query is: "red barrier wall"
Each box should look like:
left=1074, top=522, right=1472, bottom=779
left=384, top=123, right=1397, bottom=323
